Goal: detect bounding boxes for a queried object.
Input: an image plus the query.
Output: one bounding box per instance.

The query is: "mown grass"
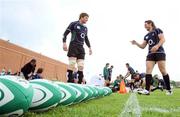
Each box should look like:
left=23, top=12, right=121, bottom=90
left=138, top=88, right=180, bottom=117
left=25, top=93, right=129, bottom=117
left=25, top=89, right=180, bottom=117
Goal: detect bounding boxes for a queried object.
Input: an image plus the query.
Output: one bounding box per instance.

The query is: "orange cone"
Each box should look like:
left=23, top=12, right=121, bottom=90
left=119, top=80, right=127, bottom=94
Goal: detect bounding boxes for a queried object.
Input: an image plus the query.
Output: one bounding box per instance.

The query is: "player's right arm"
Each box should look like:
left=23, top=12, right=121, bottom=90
left=62, top=22, right=75, bottom=51
left=124, top=71, right=130, bottom=79
left=131, top=40, right=147, bottom=49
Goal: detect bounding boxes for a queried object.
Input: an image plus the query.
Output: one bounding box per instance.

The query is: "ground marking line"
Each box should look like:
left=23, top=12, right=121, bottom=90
left=142, top=107, right=180, bottom=113
left=120, top=93, right=141, bottom=117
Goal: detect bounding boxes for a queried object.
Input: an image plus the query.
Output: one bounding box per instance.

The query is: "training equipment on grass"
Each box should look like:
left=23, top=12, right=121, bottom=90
left=97, top=86, right=108, bottom=96
left=0, top=76, right=33, bottom=117
left=108, top=88, right=112, bottom=94
left=29, top=79, right=62, bottom=112
left=54, top=81, right=76, bottom=106
left=102, top=87, right=112, bottom=96
left=85, top=85, right=98, bottom=99
left=81, top=85, right=93, bottom=101
left=90, top=86, right=100, bottom=98
left=79, top=85, right=93, bottom=101
left=0, top=75, right=113, bottom=116
left=68, top=83, right=86, bottom=104
left=97, top=87, right=106, bottom=97
left=91, top=86, right=101, bottom=97
left=119, top=80, right=127, bottom=94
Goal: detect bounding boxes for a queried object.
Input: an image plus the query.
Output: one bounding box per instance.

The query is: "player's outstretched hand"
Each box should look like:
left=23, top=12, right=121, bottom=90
left=89, top=48, right=92, bottom=55
left=130, top=40, right=137, bottom=45
left=63, top=43, right=68, bottom=51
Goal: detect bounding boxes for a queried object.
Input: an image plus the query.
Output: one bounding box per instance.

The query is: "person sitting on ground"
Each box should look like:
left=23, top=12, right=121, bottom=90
left=7, top=69, right=12, bottom=75
left=21, top=59, right=36, bottom=80
left=113, top=76, right=121, bottom=92
left=151, top=75, right=164, bottom=92
left=134, top=72, right=146, bottom=88
left=31, top=68, right=43, bottom=80
left=12, top=71, right=20, bottom=76
left=0, top=68, right=6, bottom=76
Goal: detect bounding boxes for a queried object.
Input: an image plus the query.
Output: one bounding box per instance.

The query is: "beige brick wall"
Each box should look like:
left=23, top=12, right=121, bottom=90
left=0, top=39, right=67, bottom=82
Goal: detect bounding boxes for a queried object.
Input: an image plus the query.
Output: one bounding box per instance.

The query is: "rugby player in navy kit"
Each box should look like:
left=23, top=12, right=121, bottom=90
left=131, top=20, right=172, bottom=95
left=62, top=13, right=92, bottom=84
left=124, top=63, right=136, bottom=92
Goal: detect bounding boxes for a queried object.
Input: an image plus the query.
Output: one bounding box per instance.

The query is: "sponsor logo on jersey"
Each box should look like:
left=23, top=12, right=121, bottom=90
left=77, top=26, right=81, bottom=29
left=80, top=33, right=85, bottom=38
left=148, top=39, right=154, bottom=45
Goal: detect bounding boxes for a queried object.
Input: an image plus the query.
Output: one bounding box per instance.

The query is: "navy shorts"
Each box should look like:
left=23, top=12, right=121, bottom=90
left=67, top=44, right=85, bottom=59
left=146, top=53, right=166, bottom=61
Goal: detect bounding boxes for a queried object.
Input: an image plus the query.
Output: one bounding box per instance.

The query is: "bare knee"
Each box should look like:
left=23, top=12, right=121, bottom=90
left=146, top=67, right=152, bottom=74
left=159, top=67, right=167, bottom=76
left=158, top=61, right=167, bottom=76
left=146, top=61, right=155, bottom=74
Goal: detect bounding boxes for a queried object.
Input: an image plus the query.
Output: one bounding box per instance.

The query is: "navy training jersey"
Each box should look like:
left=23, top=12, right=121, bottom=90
left=128, top=66, right=135, bottom=75
left=139, top=73, right=146, bottom=78
left=144, top=28, right=165, bottom=54
left=63, top=21, right=91, bottom=47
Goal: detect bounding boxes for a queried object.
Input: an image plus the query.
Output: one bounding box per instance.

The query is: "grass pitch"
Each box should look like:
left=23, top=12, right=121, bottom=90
left=25, top=89, right=180, bottom=117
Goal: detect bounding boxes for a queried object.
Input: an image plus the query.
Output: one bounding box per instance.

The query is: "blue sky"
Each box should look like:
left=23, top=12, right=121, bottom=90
left=0, top=0, right=180, bottom=81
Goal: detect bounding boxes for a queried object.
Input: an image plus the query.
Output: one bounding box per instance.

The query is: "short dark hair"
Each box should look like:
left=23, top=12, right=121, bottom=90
left=37, top=68, right=43, bottom=74
left=126, top=63, right=129, bottom=66
left=30, top=59, right=36, bottom=63
left=79, top=13, right=89, bottom=20
left=106, top=63, right=110, bottom=66
left=145, top=20, right=156, bottom=29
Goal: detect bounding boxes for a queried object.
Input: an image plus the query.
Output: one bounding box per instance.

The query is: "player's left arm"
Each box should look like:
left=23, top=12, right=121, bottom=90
left=151, top=29, right=165, bottom=53
left=85, top=35, right=92, bottom=55
left=157, top=33, right=165, bottom=47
